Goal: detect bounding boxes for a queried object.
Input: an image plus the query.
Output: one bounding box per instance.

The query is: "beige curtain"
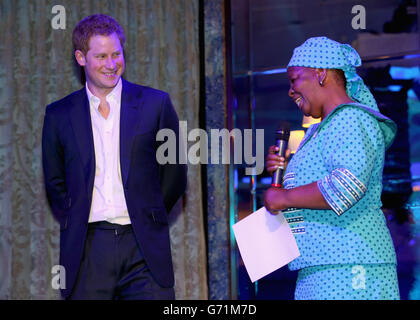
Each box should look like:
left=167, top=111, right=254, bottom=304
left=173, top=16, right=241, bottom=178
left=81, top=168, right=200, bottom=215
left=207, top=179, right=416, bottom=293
left=0, top=0, right=207, bottom=299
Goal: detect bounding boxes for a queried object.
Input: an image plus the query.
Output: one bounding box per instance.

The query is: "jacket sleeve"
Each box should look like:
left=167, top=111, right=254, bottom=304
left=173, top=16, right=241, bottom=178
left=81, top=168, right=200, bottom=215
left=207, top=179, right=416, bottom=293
left=317, top=107, right=383, bottom=216
left=157, top=93, right=188, bottom=214
left=42, top=107, right=69, bottom=219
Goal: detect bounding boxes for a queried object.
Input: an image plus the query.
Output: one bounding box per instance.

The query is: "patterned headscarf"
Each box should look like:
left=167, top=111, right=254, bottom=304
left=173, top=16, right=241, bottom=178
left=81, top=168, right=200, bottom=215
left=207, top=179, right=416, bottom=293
left=288, top=36, right=378, bottom=111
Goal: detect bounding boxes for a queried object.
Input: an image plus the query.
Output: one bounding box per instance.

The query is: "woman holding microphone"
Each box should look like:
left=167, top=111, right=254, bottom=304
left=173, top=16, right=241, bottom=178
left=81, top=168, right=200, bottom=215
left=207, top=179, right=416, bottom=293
left=264, top=36, right=399, bottom=300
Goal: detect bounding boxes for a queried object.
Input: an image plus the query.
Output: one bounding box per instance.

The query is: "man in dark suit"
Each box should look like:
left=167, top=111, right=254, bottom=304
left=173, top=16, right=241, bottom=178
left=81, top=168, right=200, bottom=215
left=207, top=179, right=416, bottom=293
left=42, top=14, right=187, bottom=299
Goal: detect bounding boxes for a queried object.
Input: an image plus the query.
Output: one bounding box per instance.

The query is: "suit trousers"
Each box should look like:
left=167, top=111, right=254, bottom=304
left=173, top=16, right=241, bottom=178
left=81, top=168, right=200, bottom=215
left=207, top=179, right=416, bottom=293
left=67, top=221, right=175, bottom=300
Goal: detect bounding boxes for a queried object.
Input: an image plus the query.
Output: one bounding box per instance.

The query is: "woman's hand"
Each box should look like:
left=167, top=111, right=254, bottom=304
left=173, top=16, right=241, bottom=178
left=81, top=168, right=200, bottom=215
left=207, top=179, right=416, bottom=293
left=265, top=181, right=331, bottom=214
left=264, top=187, right=289, bottom=214
left=266, top=146, right=291, bottom=176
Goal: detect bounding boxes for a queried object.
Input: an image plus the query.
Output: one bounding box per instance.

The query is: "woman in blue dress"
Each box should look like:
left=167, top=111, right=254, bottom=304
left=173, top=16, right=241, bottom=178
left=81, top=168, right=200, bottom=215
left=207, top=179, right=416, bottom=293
left=264, top=37, right=400, bottom=300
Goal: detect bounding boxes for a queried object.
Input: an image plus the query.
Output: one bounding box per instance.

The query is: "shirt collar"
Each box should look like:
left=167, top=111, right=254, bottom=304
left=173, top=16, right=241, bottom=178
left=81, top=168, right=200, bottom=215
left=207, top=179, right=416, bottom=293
left=85, top=78, right=123, bottom=108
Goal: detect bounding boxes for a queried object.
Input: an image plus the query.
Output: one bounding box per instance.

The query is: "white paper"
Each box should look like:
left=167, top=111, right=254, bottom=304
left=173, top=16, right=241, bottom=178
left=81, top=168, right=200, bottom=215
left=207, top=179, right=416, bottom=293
left=232, top=206, right=300, bottom=282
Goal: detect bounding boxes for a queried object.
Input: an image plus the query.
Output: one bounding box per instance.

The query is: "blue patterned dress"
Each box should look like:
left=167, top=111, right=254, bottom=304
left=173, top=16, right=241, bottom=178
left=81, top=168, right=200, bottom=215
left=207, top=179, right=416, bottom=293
left=282, top=102, right=400, bottom=300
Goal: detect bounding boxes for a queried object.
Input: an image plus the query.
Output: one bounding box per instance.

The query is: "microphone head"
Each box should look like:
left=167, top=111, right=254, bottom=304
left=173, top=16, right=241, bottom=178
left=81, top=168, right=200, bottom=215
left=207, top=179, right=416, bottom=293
left=275, top=121, right=290, bottom=140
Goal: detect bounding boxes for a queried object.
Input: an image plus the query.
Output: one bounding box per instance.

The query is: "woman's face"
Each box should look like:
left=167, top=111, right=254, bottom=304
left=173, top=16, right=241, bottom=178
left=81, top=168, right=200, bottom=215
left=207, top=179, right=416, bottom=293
left=287, top=66, right=323, bottom=118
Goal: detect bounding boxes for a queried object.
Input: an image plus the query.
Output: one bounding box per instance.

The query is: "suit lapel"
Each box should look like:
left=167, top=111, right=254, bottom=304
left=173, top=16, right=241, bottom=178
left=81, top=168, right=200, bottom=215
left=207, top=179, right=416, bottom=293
left=68, top=79, right=144, bottom=195
left=120, top=78, right=144, bottom=187
left=69, top=89, right=96, bottom=195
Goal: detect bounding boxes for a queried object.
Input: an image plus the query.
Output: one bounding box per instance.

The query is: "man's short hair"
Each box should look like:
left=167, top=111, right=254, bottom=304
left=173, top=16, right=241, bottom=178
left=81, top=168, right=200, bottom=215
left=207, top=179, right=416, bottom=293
left=72, top=14, right=126, bottom=55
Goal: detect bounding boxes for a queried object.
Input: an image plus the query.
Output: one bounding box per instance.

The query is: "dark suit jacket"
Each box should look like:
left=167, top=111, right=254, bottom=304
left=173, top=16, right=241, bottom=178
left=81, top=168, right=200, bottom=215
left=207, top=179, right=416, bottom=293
left=42, top=78, right=187, bottom=298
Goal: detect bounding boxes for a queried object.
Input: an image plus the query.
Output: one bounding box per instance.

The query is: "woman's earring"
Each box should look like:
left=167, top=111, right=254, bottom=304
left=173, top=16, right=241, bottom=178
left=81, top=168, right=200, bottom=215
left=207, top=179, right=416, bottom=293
left=319, top=80, right=323, bottom=86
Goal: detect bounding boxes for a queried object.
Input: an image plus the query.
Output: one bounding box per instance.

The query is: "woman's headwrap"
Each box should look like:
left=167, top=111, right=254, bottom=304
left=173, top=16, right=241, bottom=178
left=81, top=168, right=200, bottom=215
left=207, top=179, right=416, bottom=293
left=287, top=36, right=378, bottom=111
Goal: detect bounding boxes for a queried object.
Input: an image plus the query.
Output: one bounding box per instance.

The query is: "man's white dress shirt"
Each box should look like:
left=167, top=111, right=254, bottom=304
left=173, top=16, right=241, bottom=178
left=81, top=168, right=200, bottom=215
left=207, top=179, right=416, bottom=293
left=86, top=79, right=131, bottom=225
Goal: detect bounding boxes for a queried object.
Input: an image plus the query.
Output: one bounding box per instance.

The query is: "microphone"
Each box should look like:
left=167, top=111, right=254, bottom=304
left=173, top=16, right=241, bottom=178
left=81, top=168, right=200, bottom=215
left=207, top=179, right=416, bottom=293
left=271, top=121, right=290, bottom=188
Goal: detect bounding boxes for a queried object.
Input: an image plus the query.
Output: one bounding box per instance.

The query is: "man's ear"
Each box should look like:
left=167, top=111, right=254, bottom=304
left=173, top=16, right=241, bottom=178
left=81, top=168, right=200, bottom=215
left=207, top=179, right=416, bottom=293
left=75, top=50, right=86, bottom=67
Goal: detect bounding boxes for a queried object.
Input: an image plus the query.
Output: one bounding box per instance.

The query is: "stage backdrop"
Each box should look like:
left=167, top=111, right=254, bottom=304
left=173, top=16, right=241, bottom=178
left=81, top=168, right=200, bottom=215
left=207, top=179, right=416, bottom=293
left=0, top=0, right=207, bottom=299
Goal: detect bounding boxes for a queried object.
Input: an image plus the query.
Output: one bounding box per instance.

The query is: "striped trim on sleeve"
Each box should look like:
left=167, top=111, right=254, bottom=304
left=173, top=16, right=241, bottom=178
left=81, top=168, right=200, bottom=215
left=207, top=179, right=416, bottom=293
left=317, top=168, right=367, bottom=216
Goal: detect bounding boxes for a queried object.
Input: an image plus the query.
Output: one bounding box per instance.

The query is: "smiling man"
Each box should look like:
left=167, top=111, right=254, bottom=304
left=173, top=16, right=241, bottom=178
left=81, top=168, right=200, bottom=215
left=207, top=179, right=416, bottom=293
left=42, top=14, right=187, bottom=300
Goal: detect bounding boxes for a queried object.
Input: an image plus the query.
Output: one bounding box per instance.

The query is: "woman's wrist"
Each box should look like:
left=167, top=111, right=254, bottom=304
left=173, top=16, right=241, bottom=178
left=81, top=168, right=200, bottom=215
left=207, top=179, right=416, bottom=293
left=282, top=188, right=291, bottom=209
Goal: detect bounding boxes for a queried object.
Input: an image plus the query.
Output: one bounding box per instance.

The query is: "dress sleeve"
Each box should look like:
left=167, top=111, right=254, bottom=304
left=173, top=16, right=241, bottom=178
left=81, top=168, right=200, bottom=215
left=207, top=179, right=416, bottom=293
left=316, top=107, right=384, bottom=216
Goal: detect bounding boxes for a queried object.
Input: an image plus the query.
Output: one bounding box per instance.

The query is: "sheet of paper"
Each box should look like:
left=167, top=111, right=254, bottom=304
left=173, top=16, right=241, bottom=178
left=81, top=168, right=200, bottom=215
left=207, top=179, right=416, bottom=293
left=232, top=206, right=300, bottom=282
